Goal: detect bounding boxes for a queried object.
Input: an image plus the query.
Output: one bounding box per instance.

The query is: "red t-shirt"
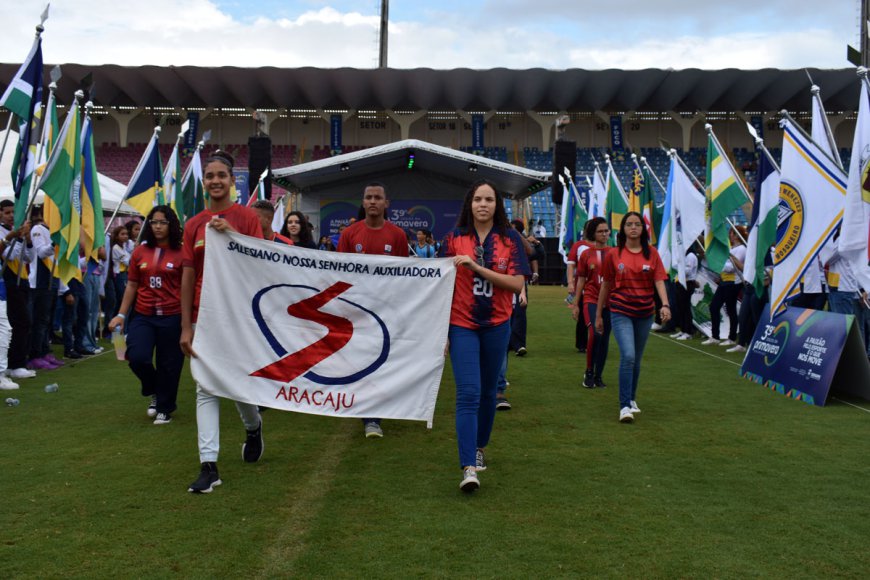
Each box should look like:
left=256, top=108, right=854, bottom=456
left=576, top=246, right=610, bottom=306
left=440, top=228, right=531, bottom=329
left=601, top=245, right=667, bottom=318
left=337, top=220, right=409, bottom=257
left=128, top=243, right=185, bottom=316
left=182, top=204, right=263, bottom=319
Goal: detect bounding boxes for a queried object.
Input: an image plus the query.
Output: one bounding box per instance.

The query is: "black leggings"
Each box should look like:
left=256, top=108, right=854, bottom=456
left=710, top=282, right=740, bottom=341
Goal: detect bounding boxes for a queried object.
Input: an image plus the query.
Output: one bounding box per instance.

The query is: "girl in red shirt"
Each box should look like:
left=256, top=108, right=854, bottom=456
left=109, top=206, right=184, bottom=425
left=179, top=151, right=265, bottom=494
left=596, top=212, right=671, bottom=423
left=440, top=180, right=530, bottom=492
left=572, top=217, right=612, bottom=389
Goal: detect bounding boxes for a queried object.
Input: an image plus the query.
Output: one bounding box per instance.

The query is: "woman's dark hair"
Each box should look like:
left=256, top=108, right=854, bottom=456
left=281, top=210, right=314, bottom=245
left=617, top=211, right=651, bottom=259
left=456, top=179, right=510, bottom=240
left=124, top=219, right=141, bottom=237
left=141, top=205, right=182, bottom=250
left=205, top=149, right=234, bottom=170
left=583, top=217, right=608, bottom=242
left=111, top=225, right=128, bottom=248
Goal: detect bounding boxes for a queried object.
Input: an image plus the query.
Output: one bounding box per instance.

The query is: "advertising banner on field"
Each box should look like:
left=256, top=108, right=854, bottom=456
left=689, top=266, right=739, bottom=339
left=192, top=229, right=456, bottom=426
left=740, top=305, right=870, bottom=406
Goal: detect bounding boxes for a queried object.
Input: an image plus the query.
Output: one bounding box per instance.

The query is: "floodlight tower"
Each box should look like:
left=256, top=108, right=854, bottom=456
left=379, top=0, right=389, bottom=68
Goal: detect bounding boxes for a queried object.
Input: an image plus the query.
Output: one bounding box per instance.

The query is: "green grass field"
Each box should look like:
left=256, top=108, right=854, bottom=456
left=2, top=286, right=868, bottom=578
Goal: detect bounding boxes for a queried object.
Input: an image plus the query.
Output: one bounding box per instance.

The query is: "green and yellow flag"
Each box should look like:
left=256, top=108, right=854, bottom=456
left=37, top=100, right=82, bottom=285
left=704, top=130, right=747, bottom=272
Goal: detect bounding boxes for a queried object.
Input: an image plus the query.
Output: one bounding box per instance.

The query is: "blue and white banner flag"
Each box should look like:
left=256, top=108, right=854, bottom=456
left=191, top=229, right=456, bottom=426
left=770, top=119, right=847, bottom=316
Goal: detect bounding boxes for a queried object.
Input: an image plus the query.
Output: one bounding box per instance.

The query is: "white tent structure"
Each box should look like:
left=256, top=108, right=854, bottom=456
left=0, top=130, right=136, bottom=214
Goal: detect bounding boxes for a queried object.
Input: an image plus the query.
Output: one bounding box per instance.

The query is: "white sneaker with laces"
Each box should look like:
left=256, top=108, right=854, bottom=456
left=630, top=400, right=641, bottom=414
left=147, top=395, right=158, bottom=418
left=701, top=338, right=720, bottom=345
left=7, top=368, right=36, bottom=379
left=719, top=339, right=735, bottom=347
left=619, top=407, right=635, bottom=423
left=0, top=376, right=20, bottom=390
left=670, top=331, right=683, bottom=338
left=676, top=333, right=691, bottom=340
left=726, top=344, right=747, bottom=353
left=460, top=467, right=480, bottom=492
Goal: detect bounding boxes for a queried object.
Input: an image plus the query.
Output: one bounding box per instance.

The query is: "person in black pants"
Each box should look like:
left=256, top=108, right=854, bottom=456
left=0, top=200, right=35, bottom=380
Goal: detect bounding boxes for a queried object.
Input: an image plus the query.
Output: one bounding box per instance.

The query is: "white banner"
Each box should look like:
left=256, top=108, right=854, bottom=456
left=191, top=228, right=456, bottom=427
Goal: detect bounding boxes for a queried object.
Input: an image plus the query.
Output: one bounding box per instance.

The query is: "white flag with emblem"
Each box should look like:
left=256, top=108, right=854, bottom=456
left=192, top=228, right=456, bottom=427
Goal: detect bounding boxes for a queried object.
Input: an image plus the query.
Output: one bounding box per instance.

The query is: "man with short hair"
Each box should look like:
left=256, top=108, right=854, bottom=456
left=0, top=200, right=36, bottom=380
left=338, top=182, right=409, bottom=438
left=251, top=200, right=293, bottom=245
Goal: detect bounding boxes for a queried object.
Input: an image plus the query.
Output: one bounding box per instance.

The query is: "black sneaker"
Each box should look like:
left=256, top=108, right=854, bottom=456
left=582, top=370, right=595, bottom=388
left=475, top=448, right=487, bottom=471
left=64, top=350, right=83, bottom=359
left=242, top=421, right=264, bottom=463
left=153, top=412, right=172, bottom=425
left=188, top=462, right=221, bottom=493
left=495, top=397, right=512, bottom=411
left=594, top=377, right=607, bottom=388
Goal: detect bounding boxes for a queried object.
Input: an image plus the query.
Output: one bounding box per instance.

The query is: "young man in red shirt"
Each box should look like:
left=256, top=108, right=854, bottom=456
left=337, top=182, right=409, bottom=438
left=252, top=200, right=293, bottom=245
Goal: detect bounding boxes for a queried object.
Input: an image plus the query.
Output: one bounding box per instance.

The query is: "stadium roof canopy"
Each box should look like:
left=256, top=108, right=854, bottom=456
left=0, top=64, right=861, bottom=112
left=272, top=139, right=551, bottom=200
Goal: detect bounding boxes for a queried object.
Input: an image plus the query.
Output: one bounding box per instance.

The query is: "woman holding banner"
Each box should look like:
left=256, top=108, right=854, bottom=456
left=440, top=180, right=530, bottom=492
left=108, top=205, right=184, bottom=425
left=596, top=212, right=670, bottom=423
left=179, top=151, right=265, bottom=494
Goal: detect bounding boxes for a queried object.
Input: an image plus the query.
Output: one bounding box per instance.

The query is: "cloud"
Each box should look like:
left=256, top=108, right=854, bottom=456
left=0, top=2, right=854, bottom=70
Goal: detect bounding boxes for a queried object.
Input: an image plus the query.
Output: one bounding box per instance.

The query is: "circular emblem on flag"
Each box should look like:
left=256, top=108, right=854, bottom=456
left=355, top=243, right=363, bottom=252
left=775, top=181, right=803, bottom=263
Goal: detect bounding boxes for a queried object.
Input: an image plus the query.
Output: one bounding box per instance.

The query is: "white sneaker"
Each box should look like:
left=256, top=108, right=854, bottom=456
left=719, top=339, right=735, bottom=347
left=147, top=395, right=158, bottom=418
left=619, top=407, right=635, bottom=423
left=0, top=376, right=20, bottom=390
left=676, top=333, right=691, bottom=340
left=670, top=331, right=683, bottom=338
left=460, top=467, right=480, bottom=492
left=7, top=368, right=36, bottom=379
left=630, top=400, right=641, bottom=414
left=651, top=323, right=662, bottom=331
left=701, top=338, right=720, bottom=345
left=726, top=344, right=747, bottom=353
left=93, top=347, right=105, bottom=354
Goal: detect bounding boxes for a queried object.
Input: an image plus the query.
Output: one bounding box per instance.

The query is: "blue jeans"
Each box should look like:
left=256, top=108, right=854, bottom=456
left=828, top=290, right=858, bottom=317
left=610, top=312, right=653, bottom=409
left=583, top=303, right=611, bottom=379
left=82, top=272, right=101, bottom=351
left=126, top=314, right=184, bottom=414
left=449, top=322, right=510, bottom=469
left=496, top=351, right=508, bottom=396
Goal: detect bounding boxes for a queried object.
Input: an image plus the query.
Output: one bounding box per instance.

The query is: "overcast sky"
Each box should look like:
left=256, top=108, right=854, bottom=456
left=0, top=0, right=860, bottom=70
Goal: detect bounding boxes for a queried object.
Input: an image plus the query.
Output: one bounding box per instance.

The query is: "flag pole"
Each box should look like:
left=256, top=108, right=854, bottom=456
left=640, top=156, right=667, bottom=194
left=745, top=122, right=781, bottom=173
left=19, top=80, right=57, bottom=236
left=809, top=83, right=844, bottom=171
left=604, top=153, right=629, bottom=204
left=704, top=124, right=753, bottom=204
left=104, top=126, right=161, bottom=236
left=0, top=6, right=48, bottom=170
left=0, top=115, right=14, bottom=171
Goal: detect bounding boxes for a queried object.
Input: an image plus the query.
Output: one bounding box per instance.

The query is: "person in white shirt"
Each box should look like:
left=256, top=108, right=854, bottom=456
left=671, top=245, right=699, bottom=341
left=0, top=200, right=36, bottom=380
left=703, top=227, right=746, bottom=347
left=27, top=206, right=64, bottom=369
left=533, top=220, right=547, bottom=238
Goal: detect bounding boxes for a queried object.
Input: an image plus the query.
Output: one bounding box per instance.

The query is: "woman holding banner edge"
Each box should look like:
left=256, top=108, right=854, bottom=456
left=440, top=180, right=530, bottom=492
left=596, top=212, right=670, bottom=424
left=179, top=151, right=266, bottom=494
